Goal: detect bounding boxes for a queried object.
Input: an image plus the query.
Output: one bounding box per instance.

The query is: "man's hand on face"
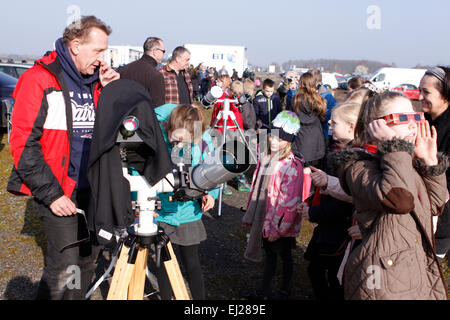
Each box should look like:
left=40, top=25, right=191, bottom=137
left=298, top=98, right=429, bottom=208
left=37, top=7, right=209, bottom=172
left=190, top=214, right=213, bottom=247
left=99, top=61, right=120, bottom=87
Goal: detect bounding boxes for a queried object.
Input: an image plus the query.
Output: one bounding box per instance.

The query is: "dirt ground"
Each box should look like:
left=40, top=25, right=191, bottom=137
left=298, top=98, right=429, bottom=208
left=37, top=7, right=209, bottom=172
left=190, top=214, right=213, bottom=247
left=0, top=82, right=447, bottom=300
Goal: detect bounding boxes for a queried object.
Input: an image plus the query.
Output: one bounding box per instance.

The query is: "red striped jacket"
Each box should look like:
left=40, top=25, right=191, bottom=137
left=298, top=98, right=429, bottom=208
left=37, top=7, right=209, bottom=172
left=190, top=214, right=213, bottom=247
left=158, top=63, right=193, bottom=104
left=7, top=51, right=102, bottom=206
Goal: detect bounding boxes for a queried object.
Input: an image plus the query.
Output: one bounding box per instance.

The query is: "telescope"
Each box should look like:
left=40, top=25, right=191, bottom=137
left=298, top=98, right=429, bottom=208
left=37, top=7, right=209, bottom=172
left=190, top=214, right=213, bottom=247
left=200, top=86, right=223, bottom=109
left=86, top=79, right=251, bottom=299
left=201, top=86, right=250, bottom=110
left=117, top=115, right=250, bottom=237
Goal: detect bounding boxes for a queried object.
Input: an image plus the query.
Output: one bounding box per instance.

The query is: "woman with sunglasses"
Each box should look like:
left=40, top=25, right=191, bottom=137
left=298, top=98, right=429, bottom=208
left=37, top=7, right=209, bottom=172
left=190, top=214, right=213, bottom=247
left=419, top=66, right=450, bottom=261
left=329, top=91, right=448, bottom=300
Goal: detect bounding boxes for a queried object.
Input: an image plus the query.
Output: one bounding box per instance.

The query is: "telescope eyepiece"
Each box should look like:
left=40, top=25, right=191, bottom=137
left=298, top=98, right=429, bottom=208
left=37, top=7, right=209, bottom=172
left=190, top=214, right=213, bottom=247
left=120, top=116, right=139, bottom=138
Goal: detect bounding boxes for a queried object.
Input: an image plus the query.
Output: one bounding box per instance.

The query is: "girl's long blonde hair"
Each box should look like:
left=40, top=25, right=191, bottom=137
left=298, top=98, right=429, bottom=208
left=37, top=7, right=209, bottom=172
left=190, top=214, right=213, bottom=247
left=331, top=102, right=362, bottom=126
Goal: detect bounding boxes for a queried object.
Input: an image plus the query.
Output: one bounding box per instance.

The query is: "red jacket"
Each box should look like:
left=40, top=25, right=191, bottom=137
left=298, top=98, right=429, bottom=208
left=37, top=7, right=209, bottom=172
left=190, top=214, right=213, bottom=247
left=209, top=91, right=243, bottom=133
left=7, top=51, right=102, bottom=206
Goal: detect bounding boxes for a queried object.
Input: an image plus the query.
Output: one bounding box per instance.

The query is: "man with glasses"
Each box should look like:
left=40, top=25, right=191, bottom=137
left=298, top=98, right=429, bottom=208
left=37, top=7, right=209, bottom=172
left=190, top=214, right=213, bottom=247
left=120, top=36, right=166, bottom=108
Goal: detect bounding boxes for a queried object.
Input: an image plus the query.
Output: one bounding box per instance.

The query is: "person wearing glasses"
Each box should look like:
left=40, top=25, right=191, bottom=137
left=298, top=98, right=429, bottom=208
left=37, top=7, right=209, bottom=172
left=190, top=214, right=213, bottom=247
left=120, top=37, right=166, bottom=108
left=329, top=90, right=448, bottom=300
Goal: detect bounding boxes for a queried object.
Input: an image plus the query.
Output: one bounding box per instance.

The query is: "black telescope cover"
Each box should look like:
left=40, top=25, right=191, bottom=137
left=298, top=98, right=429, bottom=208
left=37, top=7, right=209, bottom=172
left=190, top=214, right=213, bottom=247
left=87, top=79, right=173, bottom=244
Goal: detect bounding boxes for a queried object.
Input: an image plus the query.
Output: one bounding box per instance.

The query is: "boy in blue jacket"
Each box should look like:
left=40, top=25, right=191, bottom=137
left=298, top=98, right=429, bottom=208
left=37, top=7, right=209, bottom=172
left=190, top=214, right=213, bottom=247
left=253, top=79, right=282, bottom=129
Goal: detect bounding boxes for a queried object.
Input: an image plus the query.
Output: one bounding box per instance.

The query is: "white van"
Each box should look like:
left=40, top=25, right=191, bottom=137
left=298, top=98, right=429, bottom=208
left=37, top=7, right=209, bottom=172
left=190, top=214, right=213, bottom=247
left=370, top=67, right=426, bottom=89
left=322, top=72, right=338, bottom=89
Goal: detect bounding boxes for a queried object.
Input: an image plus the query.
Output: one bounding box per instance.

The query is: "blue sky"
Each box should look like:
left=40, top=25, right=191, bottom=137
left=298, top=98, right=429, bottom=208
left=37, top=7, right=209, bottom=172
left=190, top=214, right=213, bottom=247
left=1, top=0, right=449, bottom=67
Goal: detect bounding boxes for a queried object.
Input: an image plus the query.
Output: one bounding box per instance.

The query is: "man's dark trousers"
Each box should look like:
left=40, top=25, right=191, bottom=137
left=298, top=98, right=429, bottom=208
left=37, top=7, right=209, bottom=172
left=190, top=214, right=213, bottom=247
left=35, top=189, right=102, bottom=300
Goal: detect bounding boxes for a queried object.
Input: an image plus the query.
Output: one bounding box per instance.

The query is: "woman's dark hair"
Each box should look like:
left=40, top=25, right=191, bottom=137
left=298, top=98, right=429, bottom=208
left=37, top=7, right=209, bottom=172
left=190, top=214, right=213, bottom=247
left=433, top=66, right=450, bottom=103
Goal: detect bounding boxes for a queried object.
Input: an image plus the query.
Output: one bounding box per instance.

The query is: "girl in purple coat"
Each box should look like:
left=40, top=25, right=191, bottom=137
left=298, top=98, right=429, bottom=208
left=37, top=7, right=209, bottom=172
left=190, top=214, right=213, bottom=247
left=241, top=111, right=304, bottom=300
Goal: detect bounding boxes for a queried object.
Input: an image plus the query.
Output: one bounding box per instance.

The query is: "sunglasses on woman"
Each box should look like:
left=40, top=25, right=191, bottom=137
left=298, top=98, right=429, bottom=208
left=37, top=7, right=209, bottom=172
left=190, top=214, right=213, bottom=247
left=382, top=112, right=425, bottom=125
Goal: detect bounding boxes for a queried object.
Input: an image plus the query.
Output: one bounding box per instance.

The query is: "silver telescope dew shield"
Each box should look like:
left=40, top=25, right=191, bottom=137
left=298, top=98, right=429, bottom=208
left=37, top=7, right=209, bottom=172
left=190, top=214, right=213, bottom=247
left=200, top=86, right=223, bottom=109
left=190, top=139, right=250, bottom=190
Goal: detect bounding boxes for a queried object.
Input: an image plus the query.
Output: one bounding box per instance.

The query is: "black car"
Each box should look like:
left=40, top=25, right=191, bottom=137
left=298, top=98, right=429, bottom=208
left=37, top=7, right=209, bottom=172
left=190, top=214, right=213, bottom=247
left=0, top=71, right=16, bottom=97
left=0, top=71, right=17, bottom=129
left=0, top=63, right=32, bottom=79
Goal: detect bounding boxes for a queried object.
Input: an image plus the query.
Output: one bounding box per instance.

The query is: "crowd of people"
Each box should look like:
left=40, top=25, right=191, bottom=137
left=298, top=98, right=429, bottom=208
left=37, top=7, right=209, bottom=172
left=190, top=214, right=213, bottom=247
left=6, top=15, right=450, bottom=301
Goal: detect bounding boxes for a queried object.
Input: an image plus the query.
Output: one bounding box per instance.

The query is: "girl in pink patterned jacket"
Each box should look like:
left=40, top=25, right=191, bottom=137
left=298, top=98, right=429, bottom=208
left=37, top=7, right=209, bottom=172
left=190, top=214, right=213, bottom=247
left=241, top=111, right=303, bottom=300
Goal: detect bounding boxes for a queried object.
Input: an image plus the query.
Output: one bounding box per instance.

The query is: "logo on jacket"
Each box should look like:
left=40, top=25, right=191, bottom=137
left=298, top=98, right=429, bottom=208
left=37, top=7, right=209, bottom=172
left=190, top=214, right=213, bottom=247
left=71, top=100, right=95, bottom=130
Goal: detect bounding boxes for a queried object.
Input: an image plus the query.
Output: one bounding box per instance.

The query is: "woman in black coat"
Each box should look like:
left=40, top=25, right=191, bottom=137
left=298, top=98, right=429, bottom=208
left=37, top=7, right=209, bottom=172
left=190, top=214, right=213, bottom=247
left=419, top=66, right=450, bottom=258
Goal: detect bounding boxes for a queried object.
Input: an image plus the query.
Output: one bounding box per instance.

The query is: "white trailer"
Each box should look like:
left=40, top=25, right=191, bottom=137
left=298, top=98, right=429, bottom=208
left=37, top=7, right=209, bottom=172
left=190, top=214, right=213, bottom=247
left=104, top=45, right=143, bottom=69
left=370, top=67, right=427, bottom=89
left=183, top=44, right=247, bottom=77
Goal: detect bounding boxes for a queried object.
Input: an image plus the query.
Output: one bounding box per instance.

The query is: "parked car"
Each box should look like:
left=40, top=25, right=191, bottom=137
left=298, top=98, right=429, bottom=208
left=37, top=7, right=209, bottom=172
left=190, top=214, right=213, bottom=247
left=336, top=75, right=352, bottom=90
left=0, top=62, right=32, bottom=79
left=370, top=67, right=426, bottom=90
left=0, top=71, right=17, bottom=129
left=392, top=83, right=420, bottom=100
left=0, top=71, right=16, bottom=98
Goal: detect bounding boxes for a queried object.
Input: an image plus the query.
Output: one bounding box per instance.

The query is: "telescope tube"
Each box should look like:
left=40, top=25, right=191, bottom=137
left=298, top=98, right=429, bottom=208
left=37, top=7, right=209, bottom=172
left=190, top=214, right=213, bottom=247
left=190, top=140, right=250, bottom=191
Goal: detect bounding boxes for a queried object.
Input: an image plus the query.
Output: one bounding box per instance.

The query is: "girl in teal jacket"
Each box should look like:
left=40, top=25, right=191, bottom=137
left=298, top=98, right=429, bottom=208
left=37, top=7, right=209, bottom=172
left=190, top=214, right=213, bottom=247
left=153, top=103, right=219, bottom=300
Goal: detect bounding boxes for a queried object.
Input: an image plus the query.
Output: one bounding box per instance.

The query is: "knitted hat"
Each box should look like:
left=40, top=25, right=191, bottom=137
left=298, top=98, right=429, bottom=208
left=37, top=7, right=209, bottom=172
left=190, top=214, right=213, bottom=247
left=270, top=111, right=301, bottom=142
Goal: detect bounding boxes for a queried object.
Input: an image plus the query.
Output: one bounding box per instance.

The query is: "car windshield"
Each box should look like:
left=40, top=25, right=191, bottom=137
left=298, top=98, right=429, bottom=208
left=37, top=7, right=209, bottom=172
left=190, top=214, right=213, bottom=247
left=373, top=73, right=385, bottom=82
left=16, top=67, right=29, bottom=77
left=0, top=71, right=17, bottom=86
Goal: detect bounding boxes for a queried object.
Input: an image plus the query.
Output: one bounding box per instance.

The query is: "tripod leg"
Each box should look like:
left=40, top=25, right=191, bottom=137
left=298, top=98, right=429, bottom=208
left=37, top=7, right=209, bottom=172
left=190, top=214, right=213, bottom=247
left=128, top=247, right=149, bottom=300
left=230, top=116, right=257, bottom=164
left=85, top=252, right=118, bottom=299
left=208, top=111, right=222, bottom=134
left=163, top=241, right=191, bottom=300
left=107, top=245, right=135, bottom=300
left=146, top=267, right=159, bottom=291
left=217, top=184, right=223, bottom=217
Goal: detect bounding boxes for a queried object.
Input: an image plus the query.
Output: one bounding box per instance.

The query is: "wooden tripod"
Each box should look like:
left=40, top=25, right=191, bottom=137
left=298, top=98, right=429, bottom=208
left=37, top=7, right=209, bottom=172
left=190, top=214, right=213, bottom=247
left=106, top=234, right=191, bottom=300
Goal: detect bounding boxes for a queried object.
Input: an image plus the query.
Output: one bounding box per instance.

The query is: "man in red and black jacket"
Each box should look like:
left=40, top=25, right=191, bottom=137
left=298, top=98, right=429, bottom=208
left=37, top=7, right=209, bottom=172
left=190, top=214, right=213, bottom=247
left=7, top=16, right=119, bottom=300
